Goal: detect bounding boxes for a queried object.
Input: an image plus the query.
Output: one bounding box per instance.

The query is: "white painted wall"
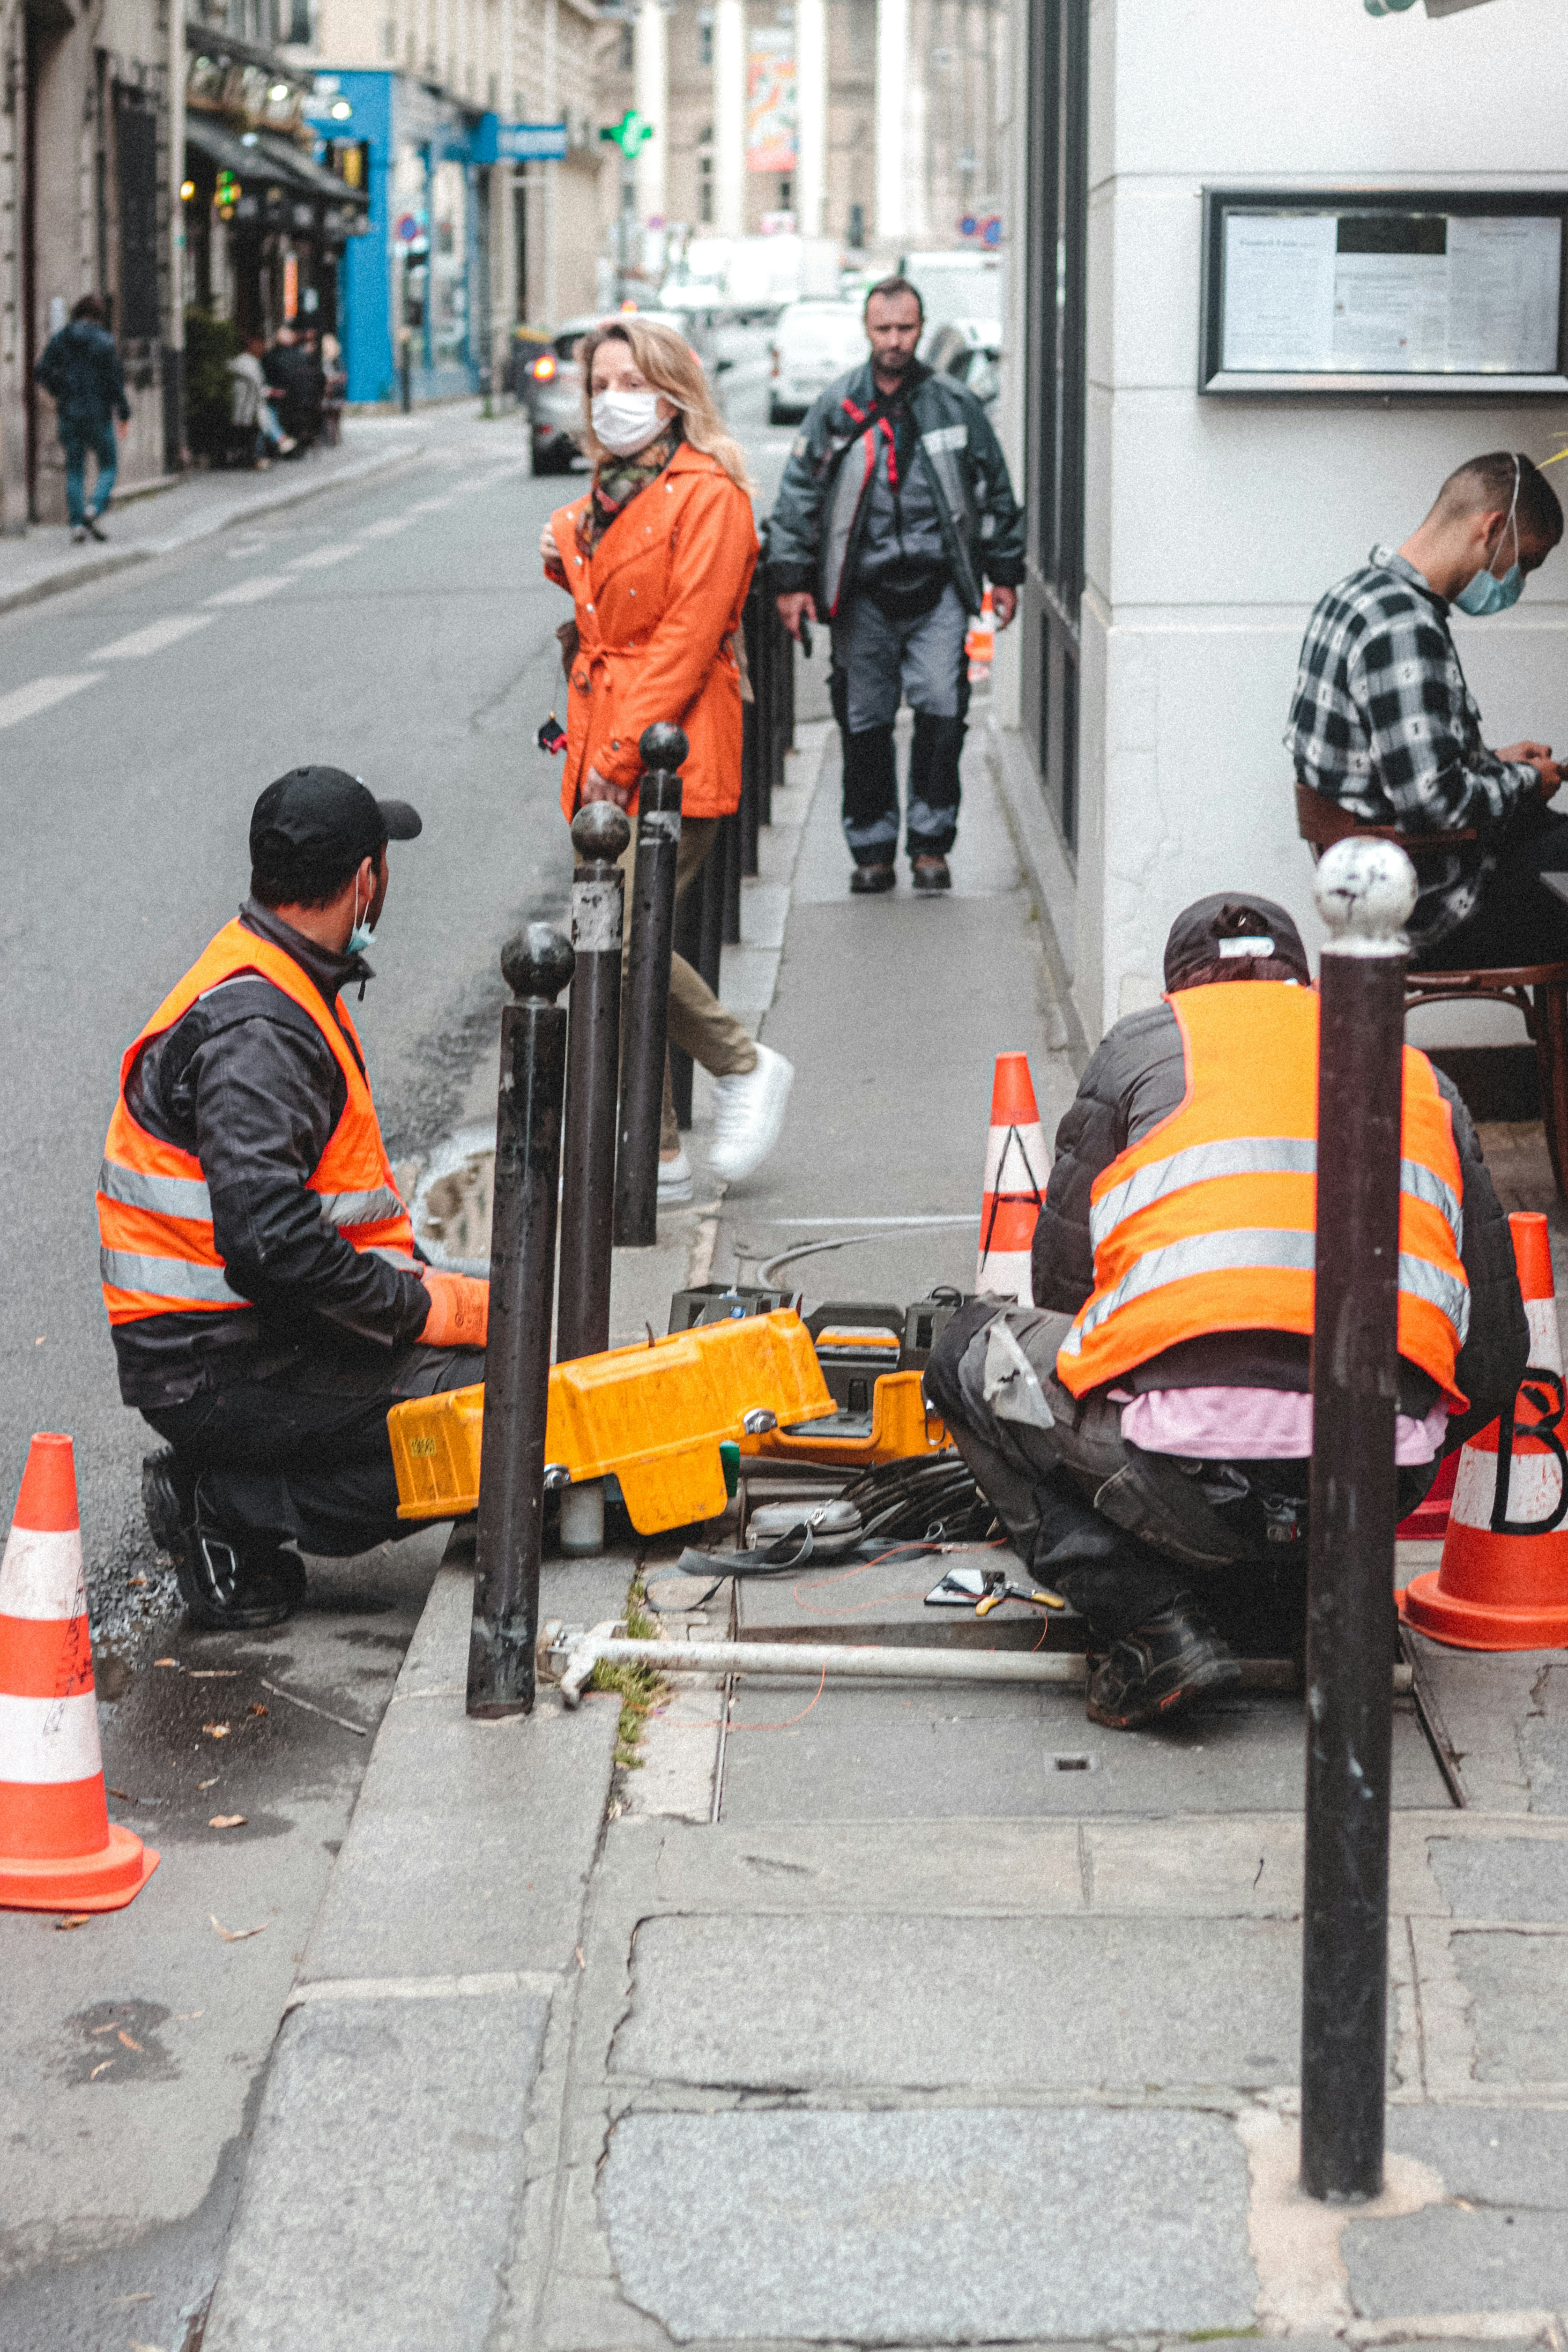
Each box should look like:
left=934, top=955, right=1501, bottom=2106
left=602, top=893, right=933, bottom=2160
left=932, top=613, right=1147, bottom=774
left=1030, top=0, right=1568, bottom=1051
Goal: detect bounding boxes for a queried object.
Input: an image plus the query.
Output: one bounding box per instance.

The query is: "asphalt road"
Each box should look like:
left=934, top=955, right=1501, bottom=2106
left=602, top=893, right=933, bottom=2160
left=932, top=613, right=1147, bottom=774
left=0, top=364, right=798, bottom=2348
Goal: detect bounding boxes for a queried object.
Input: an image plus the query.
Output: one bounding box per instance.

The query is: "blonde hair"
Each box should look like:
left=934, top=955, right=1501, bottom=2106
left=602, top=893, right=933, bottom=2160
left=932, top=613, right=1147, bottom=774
left=577, top=317, right=754, bottom=494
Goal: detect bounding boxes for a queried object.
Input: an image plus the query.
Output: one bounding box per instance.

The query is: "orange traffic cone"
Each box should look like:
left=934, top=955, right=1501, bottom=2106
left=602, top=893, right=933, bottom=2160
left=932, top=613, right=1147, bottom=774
left=1401, top=1211, right=1568, bottom=1650
left=976, top=1051, right=1049, bottom=1304
left=1397, top=1445, right=1457, bottom=1540
left=0, top=1435, right=158, bottom=1912
left=965, top=587, right=996, bottom=680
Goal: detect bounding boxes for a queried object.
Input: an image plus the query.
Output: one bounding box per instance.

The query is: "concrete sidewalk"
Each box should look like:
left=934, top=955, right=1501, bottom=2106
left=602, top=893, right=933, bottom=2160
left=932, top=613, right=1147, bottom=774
left=0, top=416, right=428, bottom=618
left=197, top=716, right=1568, bottom=2350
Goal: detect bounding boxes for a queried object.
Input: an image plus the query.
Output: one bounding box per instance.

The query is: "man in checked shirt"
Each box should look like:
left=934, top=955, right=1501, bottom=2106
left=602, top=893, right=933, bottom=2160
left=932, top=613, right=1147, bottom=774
left=1286, top=449, right=1565, bottom=966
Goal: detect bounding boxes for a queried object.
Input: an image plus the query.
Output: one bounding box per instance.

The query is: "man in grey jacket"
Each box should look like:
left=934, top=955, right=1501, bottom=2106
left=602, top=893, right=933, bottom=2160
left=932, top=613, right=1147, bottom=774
left=769, top=276, right=1025, bottom=894
left=925, top=893, right=1529, bottom=1731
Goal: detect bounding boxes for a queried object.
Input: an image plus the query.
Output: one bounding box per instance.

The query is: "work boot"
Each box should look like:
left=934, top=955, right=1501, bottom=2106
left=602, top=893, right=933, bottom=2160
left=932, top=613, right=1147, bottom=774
left=142, top=1450, right=305, bottom=1632
left=1085, top=1601, right=1241, bottom=1731
left=658, top=1146, right=695, bottom=1204
left=912, top=853, right=951, bottom=893
left=849, top=863, right=895, bottom=895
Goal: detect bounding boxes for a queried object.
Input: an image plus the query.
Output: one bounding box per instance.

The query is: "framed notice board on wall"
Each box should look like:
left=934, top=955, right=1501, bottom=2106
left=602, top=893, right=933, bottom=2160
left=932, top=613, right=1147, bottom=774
left=1199, top=189, right=1568, bottom=397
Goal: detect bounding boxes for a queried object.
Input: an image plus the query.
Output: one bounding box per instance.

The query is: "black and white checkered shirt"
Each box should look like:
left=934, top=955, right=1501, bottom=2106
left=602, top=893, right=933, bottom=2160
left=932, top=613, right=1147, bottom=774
left=1285, top=545, right=1540, bottom=946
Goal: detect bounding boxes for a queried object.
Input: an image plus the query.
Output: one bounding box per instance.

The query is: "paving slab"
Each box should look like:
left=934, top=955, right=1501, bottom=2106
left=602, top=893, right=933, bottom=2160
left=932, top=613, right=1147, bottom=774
left=202, top=1987, right=550, bottom=2352
left=718, top=1678, right=1449, bottom=1821
left=1426, top=1832, right=1568, bottom=1920
left=1449, top=1928, right=1568, bottom=2082
left=600, top=2106, right=1258, bottom=2342
left=613, top=1911, right=1311, bottom=2091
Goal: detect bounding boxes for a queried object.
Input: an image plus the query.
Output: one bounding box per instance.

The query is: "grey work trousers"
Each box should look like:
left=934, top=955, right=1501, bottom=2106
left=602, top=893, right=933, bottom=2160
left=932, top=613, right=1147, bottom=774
left=925, top=1298, right=1437, bottom=1646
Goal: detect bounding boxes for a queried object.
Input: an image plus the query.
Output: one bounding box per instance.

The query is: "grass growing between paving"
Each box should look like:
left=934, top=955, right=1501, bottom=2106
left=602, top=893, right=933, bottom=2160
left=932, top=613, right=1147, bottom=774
left=592, top=1570, right=666, bottom=1769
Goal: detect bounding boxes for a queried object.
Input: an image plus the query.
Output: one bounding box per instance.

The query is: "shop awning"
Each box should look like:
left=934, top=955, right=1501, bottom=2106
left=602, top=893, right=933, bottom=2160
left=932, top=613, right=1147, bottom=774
left=248, top=129, right=369, bottom=207
left=186, top=113, right=282, bottom=182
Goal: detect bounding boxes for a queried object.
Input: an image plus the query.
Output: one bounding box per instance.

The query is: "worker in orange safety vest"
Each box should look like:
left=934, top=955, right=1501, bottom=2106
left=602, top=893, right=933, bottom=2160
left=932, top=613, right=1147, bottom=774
left=924, top=892, right=1529, bottom=1731
left=98, top=767, right=490, bottom=1630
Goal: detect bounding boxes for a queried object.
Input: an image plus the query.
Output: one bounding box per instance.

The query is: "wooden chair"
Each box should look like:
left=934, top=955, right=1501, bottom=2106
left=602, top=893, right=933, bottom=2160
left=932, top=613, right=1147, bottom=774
left=1295, top=781, right=1568, bottom=1203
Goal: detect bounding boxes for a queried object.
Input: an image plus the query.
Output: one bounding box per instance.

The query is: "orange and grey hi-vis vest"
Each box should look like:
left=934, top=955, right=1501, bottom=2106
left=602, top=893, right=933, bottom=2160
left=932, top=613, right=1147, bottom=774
left=1054, top=982, right=1471, bottom=1407
left=98, top=919, right=416, bottom=1326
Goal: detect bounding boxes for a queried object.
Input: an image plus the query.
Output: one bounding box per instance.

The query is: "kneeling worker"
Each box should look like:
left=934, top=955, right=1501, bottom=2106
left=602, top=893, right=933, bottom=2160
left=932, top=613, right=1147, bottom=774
left=926, top=892, right=1528, bottom=1730
left=98, top=767, right=491, bottom=1631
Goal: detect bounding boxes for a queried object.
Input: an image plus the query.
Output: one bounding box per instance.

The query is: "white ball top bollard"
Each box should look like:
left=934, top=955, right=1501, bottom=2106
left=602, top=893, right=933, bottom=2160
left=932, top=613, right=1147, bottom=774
left=1313, top=836, right=1418, bottom=957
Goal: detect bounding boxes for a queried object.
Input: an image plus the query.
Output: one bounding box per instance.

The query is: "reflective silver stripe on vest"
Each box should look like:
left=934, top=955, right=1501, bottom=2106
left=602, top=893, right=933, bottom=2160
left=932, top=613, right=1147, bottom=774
left=1061, top=1224, right=1469, bottom=1360
left=1400, top=1157, right=1463, bottom=1254
left=97, top=1157, right=214, bottom=1222
left=99, top=1247, right=245, bottom=1304
left=1089, top=1138, right=1317, bottom=1253
left=1089, top=1136, right=1462, bottom=1258
left=317, top=1186, right=406, bottom=1228
left=1399, top=1250, right=1471, bottom=1346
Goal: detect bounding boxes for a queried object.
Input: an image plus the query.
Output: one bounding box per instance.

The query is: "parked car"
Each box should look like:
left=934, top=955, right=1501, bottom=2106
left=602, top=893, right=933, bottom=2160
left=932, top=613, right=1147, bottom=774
left=766, top=299, right=867, bottom=425
left=520, top=309, right=712, bottom=475
left=923, top=321, right=1001, bottom=411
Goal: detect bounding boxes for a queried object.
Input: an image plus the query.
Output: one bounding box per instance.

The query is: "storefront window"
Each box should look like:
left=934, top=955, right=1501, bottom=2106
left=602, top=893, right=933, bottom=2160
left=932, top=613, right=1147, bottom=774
left=1022, top=0, right=1086, bottom=855
left=431, top=158, right=468, bottom=372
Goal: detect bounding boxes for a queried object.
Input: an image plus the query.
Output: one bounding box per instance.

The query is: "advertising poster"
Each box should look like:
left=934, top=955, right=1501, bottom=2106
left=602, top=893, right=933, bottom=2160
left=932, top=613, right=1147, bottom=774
left=747, top=26, right=796, bottom=175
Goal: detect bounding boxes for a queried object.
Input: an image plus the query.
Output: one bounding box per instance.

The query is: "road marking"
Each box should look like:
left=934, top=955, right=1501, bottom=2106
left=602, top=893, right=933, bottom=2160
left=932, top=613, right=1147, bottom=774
left=205, top=573, right=292, bottom=607
left=358, top=516, right=414, bottom=539
left=287, top=542, right=362, bottom=570
left=91, top=614, right=215, bottom=660
left=408, top=495, right=454, bottom=513
left=0, top=673, right=103, bottom=730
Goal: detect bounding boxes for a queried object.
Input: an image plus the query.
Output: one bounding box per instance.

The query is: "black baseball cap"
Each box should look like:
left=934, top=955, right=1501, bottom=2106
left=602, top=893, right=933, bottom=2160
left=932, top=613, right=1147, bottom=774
left=1164, top=893, right=1309, bottom=991
left=250, top=766, right=422, bottom=870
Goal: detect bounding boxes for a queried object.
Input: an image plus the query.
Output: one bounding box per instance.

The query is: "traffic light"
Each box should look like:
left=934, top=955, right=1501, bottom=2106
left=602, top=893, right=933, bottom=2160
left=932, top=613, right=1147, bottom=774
left=600, top=107, right=654, bottom=156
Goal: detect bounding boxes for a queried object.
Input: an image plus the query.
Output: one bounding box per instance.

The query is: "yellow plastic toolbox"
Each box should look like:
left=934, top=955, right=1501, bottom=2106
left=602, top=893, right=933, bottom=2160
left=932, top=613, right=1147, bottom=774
left=387, top=1308, right=836, bottom=1534
left=737, top=1367, right=954, bottom=1469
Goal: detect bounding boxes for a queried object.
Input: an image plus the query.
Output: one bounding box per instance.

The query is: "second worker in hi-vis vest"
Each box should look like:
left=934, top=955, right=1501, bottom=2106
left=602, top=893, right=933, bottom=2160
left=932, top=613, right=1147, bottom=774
left=924, top=892, right=1531, bottom=1732
left=98, top=767, right=490, bottom=1631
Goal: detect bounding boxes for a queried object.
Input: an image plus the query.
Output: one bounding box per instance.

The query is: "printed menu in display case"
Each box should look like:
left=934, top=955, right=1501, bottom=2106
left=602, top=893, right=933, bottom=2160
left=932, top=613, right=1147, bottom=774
left=1199, top=190, right=1568, bottom=396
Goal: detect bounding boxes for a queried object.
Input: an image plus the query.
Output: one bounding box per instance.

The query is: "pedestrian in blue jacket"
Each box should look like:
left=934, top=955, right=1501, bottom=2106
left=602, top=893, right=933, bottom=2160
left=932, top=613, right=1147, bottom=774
left=769, top=275, right=1025, bottom=894
left=34, top=296, right=131, bottom=543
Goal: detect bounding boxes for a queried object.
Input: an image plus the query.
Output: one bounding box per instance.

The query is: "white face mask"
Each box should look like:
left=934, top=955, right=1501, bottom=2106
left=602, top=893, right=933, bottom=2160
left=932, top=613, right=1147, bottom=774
left=591, top=387, right=666, bottom=456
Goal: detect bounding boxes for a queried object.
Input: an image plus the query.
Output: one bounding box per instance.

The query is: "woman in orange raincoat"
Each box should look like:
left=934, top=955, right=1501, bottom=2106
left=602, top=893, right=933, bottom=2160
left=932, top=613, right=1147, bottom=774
left=542, top=315, right=792, bottom=1196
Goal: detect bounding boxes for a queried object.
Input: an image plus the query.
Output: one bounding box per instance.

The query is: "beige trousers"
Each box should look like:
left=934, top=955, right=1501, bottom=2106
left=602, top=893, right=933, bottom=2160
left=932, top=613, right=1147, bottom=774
left=615, top=815, right=758, bottom=1154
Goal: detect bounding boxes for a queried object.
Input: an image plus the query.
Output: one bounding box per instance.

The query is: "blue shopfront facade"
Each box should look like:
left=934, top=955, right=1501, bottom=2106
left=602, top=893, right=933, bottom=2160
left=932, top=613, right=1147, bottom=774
left=305, top=70, right=487, bottom=404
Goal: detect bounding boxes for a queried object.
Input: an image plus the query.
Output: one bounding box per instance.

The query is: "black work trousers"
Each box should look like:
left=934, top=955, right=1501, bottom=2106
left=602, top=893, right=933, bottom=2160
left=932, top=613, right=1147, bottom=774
left=1417, top=809, right=1568, bottom=969
left=143, top=1333, right=484, bottom=1560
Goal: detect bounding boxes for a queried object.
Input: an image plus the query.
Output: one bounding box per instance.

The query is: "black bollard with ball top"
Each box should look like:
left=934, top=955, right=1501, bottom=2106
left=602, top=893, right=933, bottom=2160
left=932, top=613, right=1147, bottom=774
left=467, top=921, right=575, bottom=1719
left=1300, top=834, right=1418, bottom=2200
left=614, top=723, right=687, bottom=1249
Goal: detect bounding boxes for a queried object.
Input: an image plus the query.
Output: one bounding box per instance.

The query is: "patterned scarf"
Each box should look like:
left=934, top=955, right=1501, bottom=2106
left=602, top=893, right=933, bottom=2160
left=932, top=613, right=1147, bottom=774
left=577, top=421, right=681, bottom=555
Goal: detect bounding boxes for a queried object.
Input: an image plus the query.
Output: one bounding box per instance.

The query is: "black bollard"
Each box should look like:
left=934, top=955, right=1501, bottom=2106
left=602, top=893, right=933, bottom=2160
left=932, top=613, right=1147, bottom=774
left=467, top=922, right=576, bottom=1719
left=1300, top=837, right=1418, bottom=2201
left=559, top=801, right=631, bottom=1361
left=613, top=724, right=687, bottom=1249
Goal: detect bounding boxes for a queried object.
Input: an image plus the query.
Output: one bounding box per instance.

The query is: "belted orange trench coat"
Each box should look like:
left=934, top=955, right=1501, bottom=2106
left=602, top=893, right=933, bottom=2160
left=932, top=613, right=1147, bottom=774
left=549, top=441, right=759, bottom=823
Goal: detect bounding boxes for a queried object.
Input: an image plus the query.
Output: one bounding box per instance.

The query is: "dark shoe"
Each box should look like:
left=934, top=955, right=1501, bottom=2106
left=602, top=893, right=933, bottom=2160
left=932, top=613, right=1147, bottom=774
left=912, top=854, right=951, bottom=893
left=142, top=1449, right=305, bottom=1631
left=1085, top=1603, right=1241, bottom=1730
left=850, top=863, right=896, bottom=895
left=85, top=514, right=109, bottom=542
left=70, top=525, right=88, bottom=545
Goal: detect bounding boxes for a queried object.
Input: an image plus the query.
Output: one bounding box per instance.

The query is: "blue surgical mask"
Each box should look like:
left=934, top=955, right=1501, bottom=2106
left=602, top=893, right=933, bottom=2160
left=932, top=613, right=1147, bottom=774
left=1455, top=457, right=1524, bottom=616
left=347, top=875, right=376, bottom=958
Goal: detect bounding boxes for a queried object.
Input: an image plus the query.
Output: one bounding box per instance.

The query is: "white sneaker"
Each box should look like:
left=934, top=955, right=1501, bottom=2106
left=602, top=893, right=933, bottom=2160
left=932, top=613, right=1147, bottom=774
left=707, top=1044, right=794, bottom=1183
left=658, top=1147, right=694, bottom=1204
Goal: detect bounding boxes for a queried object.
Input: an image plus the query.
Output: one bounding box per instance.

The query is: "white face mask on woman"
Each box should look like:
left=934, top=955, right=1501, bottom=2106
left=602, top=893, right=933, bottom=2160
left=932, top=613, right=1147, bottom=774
left=591, top=388, right=667, bottom=456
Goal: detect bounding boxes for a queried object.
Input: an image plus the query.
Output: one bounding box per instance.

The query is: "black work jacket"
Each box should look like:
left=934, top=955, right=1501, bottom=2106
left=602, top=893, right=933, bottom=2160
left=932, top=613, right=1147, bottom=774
left=1031, top=985, right=1529, bottom=1452
left=111, top=902, right=430, bottom=1408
